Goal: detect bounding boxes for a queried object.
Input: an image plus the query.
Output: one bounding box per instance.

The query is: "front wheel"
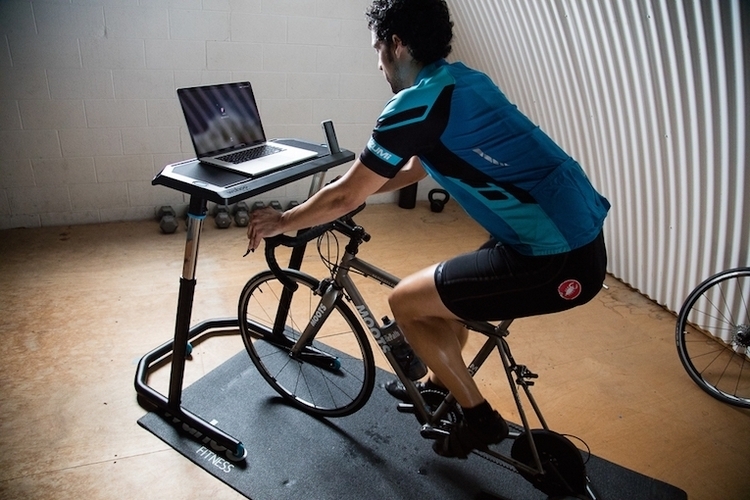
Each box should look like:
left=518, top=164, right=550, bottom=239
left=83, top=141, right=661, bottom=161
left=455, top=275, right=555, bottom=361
left=238, top=270, right=375, bottom=417
left=676, top=267, right=750, bottom=408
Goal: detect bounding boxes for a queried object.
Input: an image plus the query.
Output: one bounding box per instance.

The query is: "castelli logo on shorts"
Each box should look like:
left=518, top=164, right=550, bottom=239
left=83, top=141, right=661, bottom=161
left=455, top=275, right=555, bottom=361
left=558, top=279, right=582, bottom=300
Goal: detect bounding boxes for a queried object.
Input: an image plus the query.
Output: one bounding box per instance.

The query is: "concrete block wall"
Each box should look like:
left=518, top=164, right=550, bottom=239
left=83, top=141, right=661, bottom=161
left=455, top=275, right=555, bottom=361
left=0, top=0, right=413, bottom=229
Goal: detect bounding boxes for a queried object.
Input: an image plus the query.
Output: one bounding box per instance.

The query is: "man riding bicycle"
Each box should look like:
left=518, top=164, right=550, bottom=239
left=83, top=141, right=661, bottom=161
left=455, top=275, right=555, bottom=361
left=248, top=0, right=609, bottom=458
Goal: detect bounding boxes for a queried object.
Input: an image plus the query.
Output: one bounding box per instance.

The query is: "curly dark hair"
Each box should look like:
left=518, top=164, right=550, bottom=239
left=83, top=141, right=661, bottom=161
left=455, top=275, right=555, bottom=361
left=365, top=0, right=453, bottom=64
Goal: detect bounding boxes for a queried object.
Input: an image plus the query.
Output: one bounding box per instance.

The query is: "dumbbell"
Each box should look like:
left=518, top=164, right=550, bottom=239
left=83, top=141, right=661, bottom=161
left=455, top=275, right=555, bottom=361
left=233, top=202, right=250, bottom=227
left=287, top=201, right=299, bottom=210
left=157, top=206, right=178, bottom=234
left=269, top=200, right=283, bottom=211
left=428, top=189, right=451, bottom=213
left=214, top=204, right=232, bottom=229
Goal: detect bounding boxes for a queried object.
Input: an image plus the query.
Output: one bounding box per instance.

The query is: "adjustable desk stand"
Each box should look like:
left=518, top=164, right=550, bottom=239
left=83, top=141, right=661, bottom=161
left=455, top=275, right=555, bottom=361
left=135, top=139, right=354, bottom=459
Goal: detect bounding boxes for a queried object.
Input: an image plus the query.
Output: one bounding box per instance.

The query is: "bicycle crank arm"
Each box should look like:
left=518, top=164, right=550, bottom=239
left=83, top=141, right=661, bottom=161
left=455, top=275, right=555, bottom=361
left=420, top=424, right=449, bottom=440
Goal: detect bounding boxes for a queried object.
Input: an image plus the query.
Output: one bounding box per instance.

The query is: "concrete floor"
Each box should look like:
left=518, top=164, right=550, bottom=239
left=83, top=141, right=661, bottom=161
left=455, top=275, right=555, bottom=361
left=0, top=202, right=748, bottom=500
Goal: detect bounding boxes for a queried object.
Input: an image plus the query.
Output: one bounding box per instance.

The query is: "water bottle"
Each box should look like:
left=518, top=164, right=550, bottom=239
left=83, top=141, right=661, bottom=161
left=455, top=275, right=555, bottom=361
left=381, top=317, right=428, bottom=381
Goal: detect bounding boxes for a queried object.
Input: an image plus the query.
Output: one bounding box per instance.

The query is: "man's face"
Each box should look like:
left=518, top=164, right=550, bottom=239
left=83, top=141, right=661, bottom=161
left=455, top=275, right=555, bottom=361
left=372, top=31, right=409, bottom=94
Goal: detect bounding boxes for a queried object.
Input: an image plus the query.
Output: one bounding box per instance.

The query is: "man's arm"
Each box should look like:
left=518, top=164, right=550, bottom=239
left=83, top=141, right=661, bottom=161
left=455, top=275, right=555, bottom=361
left=375, top=156, right=428, bottom=194
left=247, top=159, right=389, bottom=251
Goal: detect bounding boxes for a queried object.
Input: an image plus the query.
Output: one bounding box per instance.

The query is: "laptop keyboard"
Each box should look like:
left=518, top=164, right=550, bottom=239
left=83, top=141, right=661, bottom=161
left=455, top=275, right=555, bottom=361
left=217, top=144, right=282, bottom=164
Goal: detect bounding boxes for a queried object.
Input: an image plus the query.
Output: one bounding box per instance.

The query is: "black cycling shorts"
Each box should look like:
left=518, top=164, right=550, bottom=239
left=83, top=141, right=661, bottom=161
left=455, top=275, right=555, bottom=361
left=435, top=231, right=607, bottom=321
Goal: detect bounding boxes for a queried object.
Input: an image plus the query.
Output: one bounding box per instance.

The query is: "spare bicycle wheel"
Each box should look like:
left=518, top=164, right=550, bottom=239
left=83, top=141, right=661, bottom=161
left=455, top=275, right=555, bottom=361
left=510, top=429, right=586, bottom=497
left=675, top=267, right=750, bottom=408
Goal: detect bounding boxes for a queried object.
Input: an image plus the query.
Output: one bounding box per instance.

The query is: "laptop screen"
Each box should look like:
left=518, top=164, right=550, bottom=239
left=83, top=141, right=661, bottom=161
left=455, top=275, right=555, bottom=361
left=177, top=82, right=266, bottom=157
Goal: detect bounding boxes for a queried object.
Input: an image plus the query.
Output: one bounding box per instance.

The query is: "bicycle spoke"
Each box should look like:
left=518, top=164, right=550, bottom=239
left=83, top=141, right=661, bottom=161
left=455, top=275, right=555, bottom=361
left=676, top=268, right=750, bottom=408
left=239, top=270, right=375, bottom=417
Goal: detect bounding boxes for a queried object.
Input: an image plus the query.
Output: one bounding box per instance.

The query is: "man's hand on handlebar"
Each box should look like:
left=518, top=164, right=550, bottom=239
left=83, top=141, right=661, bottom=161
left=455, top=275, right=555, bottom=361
left=243, top=161, right=390, bottom=256
left=245, top=200, right=370, bottom=257
left=246, top=206, right=284, bottom=254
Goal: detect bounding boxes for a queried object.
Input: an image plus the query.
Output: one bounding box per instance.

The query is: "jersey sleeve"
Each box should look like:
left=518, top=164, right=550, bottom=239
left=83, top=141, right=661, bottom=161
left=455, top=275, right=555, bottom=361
left=359, top=84, right=451, bottom=178
left=359, top=135, right=406, bottom=179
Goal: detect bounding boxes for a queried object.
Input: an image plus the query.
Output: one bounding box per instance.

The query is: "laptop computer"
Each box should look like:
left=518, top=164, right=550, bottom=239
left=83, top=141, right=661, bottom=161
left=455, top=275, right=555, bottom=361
left=177, top=81, right=318, bottom=176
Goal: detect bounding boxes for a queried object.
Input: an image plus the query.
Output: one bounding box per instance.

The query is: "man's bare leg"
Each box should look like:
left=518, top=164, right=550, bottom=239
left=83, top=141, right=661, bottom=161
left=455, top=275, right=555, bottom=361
left=388, top=264, right=509, bottom=457
left=388, top=264, right=484, bottom=409
left=428, top=323, right=468, bottom=389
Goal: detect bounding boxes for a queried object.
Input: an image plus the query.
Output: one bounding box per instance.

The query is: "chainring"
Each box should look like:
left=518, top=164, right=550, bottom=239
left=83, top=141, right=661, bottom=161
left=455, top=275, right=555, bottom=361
left=422, top=389, right=463, bottom=427
left=510, top=429, right=587, bottom=497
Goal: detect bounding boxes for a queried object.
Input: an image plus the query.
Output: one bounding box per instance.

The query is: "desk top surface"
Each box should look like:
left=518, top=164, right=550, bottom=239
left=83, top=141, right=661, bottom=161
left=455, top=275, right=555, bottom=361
left=152, top=139, right=355, bottom=205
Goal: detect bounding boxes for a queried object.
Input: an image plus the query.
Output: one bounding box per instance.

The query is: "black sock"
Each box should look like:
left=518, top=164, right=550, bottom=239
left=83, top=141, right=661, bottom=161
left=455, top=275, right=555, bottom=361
left=463, top=400, right=495, bottom=427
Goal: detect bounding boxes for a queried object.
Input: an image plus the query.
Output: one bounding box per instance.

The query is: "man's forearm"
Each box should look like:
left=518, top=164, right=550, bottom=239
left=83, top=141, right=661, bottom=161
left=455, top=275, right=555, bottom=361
left=248, top=159, right=390, bottom=251
left=278, top=160, right=389, bottom=233
left=279, top=181, right=362, bottom=233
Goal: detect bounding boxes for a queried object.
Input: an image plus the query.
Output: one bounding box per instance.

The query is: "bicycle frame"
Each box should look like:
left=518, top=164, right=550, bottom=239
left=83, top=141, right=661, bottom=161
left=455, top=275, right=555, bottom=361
left=286, top=232, right=552, bottom=477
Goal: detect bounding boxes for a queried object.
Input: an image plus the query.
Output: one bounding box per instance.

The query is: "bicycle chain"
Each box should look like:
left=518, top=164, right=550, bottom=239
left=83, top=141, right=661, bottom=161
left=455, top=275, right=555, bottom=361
left=472, top=449, right=518, bottom=474
left=470, top=422, right=525, bottom=476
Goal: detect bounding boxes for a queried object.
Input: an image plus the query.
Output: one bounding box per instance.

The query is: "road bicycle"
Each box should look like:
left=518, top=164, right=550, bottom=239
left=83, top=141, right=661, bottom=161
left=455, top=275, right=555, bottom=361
left=238, top=206, right=598, bottom=498
left=675, top=266, right=750, bottom=408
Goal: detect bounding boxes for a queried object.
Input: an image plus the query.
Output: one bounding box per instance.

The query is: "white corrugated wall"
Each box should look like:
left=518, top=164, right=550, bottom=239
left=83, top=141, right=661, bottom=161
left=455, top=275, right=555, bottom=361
left=447, top=0, right=749, bottom=326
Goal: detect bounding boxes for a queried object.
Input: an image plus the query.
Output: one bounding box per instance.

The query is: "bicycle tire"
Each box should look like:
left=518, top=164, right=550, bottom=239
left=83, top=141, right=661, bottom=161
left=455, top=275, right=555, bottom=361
left=675, top=267, right=750, bottom=408
left=239, top=269, right=376, bottom=417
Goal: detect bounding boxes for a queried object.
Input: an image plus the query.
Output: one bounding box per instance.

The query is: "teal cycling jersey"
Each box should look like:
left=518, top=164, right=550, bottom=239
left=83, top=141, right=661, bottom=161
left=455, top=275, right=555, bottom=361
left=360, top=59, right=610, bottom=256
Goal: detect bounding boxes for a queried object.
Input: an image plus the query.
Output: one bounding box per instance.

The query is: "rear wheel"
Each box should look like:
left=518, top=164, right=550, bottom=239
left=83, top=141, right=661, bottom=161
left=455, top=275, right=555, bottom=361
left=238, top=270, right=375, bottom=417
left=676, top=267, right=750, bottom=408
left=511, top=429, right=587, bottom=497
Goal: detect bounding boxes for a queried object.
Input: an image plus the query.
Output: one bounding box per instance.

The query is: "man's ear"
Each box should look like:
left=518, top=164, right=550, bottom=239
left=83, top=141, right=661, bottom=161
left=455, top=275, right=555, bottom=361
left=391, top=34, right=409, bottom=58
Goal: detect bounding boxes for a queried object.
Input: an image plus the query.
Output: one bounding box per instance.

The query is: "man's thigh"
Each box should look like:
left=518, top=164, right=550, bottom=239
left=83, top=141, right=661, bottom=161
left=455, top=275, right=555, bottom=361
left=390, top=264, right=460, bottom=321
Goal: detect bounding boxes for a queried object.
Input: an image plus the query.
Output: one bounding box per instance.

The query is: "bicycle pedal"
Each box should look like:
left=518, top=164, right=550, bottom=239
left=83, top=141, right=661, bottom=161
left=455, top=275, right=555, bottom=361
left=396, top=402, right=415, bottom=414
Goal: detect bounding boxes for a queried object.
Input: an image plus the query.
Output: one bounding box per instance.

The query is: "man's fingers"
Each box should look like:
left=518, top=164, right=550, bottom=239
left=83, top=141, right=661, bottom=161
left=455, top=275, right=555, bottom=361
left=245, top=206, right=283, bottom=255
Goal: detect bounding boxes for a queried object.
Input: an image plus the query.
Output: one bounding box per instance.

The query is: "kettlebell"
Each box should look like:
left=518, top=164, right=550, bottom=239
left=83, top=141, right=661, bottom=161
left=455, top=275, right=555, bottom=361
left=428, top=189, right=450, bottom=213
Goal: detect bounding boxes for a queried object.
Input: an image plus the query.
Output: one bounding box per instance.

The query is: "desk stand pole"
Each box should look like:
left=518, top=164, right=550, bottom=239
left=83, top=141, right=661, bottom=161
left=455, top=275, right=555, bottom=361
left=167, top=196, right=205, bottom=407
left=136, top=195, right=245, bottom=459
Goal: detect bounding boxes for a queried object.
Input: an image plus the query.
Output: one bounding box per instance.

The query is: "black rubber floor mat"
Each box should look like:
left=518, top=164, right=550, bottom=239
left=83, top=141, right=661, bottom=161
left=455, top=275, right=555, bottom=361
left=139, top=351, right=687, bottom=500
